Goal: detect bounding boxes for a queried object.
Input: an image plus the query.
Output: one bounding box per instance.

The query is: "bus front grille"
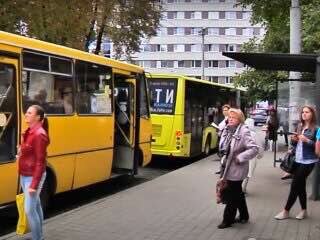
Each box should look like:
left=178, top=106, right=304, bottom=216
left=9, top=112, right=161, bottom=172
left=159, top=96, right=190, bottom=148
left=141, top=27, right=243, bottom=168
left=152, top=124, right=162, bottom=137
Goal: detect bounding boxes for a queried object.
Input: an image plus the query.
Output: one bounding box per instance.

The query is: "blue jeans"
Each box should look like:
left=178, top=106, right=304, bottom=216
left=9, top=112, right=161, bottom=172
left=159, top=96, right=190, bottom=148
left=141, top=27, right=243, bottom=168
left=20, top=172, right=46, bottom=240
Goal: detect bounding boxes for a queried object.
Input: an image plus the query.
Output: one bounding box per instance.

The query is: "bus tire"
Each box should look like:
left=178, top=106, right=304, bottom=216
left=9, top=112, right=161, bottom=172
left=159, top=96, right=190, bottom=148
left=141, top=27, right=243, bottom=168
left=40, top=178, right=50, bottom=211
left=204, top=136, right=211, bottom=156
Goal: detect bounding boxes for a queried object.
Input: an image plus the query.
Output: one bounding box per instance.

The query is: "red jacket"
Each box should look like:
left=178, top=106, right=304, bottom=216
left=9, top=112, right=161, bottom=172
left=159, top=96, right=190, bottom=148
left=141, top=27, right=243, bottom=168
left=19, top=122, right=49, bottom=189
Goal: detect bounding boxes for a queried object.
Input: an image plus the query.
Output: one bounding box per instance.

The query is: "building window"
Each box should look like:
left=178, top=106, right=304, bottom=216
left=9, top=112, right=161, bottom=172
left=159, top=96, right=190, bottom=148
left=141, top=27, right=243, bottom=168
left=177, top=12, right=184, bottom=19
left=226, top=11, right=237, bottom=19
left=140, top=44, right=151, bottom=52
left=207, top=28, right=219, bottom=36
left=208, top=60, right=218, bottom=68
left=206, top=76, right=218, bottom=82
left=174, top=27, right=184, bottom=35
left=178, top=60, right=185, bottom=68
left=157, top=28, right=167, bottom=36
left=208, top=11, right=219, bottom=19
left=242, top=11, right=251, bottom=20
left=161, top=60, right=174, bottom=68
left=174, top=44, right=185, bottom=52
left=174, top=60, right=185, bottom=68
left=243, top=28, right=254, bottom=36
left=191, top=11, right=202, bottom=19
left=225, top=28, right=236, bottom=36
left=226, top=60, right=236, bottom=68
left=191, top=60, right=202, bottom=68
left=226, top=44, right=236, bottom=52
left=225, top=76, right=233, bottom=84
left=191, top=44, right=202, bottom=52
left=191, top=27, right=202, bottom=35
left=162, top=12, right=167, bottom=20
left=208, top=44, right=219, bottom=52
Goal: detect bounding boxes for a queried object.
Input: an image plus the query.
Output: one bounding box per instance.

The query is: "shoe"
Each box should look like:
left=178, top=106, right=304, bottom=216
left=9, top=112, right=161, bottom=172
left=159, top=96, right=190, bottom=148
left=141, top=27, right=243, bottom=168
left=281, top=175, right=292, bottom=180
left=274, top=210, right=289, bottom=220
left=217, top=222, right=232, bottom=229
left=235, top=217, right=249, bottom=224
left=295, top=210, right=307, bottom=220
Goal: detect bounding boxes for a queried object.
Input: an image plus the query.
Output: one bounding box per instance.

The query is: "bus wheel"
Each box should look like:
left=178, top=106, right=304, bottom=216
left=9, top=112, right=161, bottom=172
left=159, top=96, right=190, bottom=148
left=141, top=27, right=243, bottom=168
left=204, top=137, right=211, bottom=156
left=40, top=179, right=51, bottom=211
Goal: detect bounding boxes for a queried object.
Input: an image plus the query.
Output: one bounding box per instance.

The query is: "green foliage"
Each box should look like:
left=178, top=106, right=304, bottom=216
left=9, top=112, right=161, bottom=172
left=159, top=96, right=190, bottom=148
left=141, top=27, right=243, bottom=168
left=0, top=0, right=161, bottom=58
left=234, top=0, right=320, bottom=103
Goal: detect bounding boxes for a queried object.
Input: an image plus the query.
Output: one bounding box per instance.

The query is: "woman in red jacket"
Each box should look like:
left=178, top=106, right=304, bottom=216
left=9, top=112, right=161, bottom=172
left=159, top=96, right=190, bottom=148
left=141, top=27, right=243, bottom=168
left=18, top=105, right=49, bottom=240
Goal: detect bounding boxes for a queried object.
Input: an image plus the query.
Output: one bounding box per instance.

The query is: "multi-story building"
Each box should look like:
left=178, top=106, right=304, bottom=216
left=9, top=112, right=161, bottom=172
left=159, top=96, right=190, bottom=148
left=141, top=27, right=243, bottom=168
left=132, top=0, right=264, bottom=84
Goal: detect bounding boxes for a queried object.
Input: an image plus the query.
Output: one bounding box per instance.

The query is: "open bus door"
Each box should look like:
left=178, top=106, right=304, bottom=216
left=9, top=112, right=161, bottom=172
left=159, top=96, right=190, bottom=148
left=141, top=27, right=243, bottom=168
left=113, top=79, right=137, bottom=174
left=0, top=56, right=19, bottom=205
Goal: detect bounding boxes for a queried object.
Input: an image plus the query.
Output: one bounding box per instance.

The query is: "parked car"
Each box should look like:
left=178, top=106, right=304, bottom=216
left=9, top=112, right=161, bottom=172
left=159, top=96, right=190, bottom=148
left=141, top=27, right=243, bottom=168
left=250, top=109, right=268, bottom=126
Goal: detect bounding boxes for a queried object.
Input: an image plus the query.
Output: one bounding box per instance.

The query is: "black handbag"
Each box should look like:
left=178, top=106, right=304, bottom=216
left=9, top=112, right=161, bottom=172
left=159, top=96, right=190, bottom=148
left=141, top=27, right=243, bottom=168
left=280, top=152, right=295, bottom=174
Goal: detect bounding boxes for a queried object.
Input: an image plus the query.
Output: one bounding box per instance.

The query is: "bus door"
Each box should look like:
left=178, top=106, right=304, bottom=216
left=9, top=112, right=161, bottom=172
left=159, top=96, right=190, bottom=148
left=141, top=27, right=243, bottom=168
left=190, top=101, right=203, bottom=155
left=0, top=56, right=19, bottom=205
left=113, top=79, right=136, bottom=173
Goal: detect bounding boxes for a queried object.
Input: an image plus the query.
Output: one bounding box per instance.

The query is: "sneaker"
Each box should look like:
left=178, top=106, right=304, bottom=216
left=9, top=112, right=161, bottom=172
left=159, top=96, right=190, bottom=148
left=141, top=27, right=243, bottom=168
left=274, top=210, right=289, bottom=220
left=295, top=210, right=307, bottom=220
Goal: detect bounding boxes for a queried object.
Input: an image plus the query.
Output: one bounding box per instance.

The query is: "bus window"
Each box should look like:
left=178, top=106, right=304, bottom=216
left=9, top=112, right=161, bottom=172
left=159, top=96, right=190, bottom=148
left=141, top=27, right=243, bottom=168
left=75, top=61, right=112, bottom=115
left=0, top=63, right=17, bottom=162
left=22, top=51, right=74, bottom=114
left=139, top=75, right=150, bottom=118
left=22, top=71, right=74, bottom=114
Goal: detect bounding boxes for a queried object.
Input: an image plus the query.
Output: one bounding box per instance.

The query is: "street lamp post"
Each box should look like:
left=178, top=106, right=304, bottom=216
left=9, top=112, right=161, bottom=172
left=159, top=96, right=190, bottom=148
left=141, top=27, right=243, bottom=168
left=200, top=27, right=206, bottom=80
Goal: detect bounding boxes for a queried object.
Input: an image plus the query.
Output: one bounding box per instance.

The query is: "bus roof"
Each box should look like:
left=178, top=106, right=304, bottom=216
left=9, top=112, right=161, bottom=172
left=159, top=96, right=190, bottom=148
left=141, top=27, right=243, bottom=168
left=146, top=73, right=245, bottom=91
left=0, top=31, right=144, bottom=74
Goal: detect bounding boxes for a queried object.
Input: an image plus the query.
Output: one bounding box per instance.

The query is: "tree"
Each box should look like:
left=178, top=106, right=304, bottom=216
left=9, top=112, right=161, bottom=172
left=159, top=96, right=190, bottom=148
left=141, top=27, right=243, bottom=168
left=0, top=0, right=162, bottom=59
left=233, top=0, right=320, bottom=103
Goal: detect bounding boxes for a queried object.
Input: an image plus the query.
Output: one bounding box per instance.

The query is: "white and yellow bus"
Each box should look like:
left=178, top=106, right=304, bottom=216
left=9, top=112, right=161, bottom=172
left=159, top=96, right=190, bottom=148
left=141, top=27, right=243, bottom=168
left=147, top=73, right=243, bottom=158
left=0, top=31, right=152, bottom=208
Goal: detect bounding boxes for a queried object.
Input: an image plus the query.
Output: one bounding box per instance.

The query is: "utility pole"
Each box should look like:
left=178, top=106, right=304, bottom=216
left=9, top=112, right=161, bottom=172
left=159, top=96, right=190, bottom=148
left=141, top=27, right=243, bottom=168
left=289, top=0, right=302, bottom=132
left=200, top=27, right=206, bottom=80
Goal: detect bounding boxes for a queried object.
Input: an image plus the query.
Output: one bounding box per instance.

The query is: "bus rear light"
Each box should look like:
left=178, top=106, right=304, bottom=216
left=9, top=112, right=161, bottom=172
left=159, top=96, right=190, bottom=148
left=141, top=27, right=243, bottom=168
left=176, top=131, right=183, bottom=137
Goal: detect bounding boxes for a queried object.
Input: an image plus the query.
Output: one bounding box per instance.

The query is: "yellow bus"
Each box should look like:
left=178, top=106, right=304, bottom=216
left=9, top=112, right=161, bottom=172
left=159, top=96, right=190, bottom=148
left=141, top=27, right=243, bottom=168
left=0, top=31, right=152, bottom=208
left=147, top=73, right=242, bottom=158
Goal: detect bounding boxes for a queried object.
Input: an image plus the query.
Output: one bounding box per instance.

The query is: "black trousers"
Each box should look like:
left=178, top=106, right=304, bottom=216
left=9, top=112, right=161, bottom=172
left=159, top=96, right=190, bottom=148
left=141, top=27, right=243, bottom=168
left=223, top=180, right=249, bottom=224
left=285, top=162, right=315, bottom=211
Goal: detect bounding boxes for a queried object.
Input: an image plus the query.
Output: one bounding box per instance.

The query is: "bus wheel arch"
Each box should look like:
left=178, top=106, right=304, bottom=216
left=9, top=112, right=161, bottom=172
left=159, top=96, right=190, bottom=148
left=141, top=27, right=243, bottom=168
left=40, top=166, right=56, bottom=211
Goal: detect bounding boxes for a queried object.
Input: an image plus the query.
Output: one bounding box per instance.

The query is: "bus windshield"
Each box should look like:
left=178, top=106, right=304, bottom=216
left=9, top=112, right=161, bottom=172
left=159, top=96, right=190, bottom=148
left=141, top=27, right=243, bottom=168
left=148, top=78, right=177, bottom=114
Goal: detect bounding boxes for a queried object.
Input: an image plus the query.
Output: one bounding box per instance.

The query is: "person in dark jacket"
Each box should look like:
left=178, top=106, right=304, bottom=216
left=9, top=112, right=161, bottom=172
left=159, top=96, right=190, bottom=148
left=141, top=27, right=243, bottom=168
left=275, top=106, right=318, bottom=220
left=17, top=105, right=49, bottom=240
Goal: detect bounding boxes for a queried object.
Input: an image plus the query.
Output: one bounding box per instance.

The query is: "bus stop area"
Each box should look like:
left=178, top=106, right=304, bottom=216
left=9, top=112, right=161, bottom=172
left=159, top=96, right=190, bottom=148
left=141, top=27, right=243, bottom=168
left=1, top=151, right=320, bottom=240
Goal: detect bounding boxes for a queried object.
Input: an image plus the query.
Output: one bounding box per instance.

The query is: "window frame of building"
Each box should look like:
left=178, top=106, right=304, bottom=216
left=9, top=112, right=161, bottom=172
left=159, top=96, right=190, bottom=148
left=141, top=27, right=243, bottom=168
left=191, top=27, right=202, bottom=35
left=243, top=28, right=254, bottom=36
left=225, top=28, right=236, bottom=36
left=208, top=44, right=219, bottom=52
left=174, top=27, right=185, bottom=35
left=174, top=44, right=185, bottom=52
left=226, top=44, right=236, bottom=52
left=207, top=27, right=219, bottom=36
left=191, top=60, right=202, bottom=68
left=208, top=11, right=219, bottom=19
left=225, top=11, right=237, bottom=20
left=207, top=60, right=219, bottom=68
left=190, top=44, right=202, bottom=52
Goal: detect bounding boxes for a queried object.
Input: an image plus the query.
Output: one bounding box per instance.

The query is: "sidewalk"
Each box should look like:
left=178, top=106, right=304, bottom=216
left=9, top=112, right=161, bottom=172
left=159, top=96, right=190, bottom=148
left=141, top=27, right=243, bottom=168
left=2, top=151, right=320, bottom=240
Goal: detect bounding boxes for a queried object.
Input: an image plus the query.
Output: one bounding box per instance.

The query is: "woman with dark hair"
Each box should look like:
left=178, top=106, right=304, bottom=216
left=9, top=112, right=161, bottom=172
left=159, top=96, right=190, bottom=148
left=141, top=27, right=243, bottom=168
left=265, top=108, right=279, bottom=151
left=275, top=106, right=318, bottom=220
left=17, top=105, right=49, bottom=240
